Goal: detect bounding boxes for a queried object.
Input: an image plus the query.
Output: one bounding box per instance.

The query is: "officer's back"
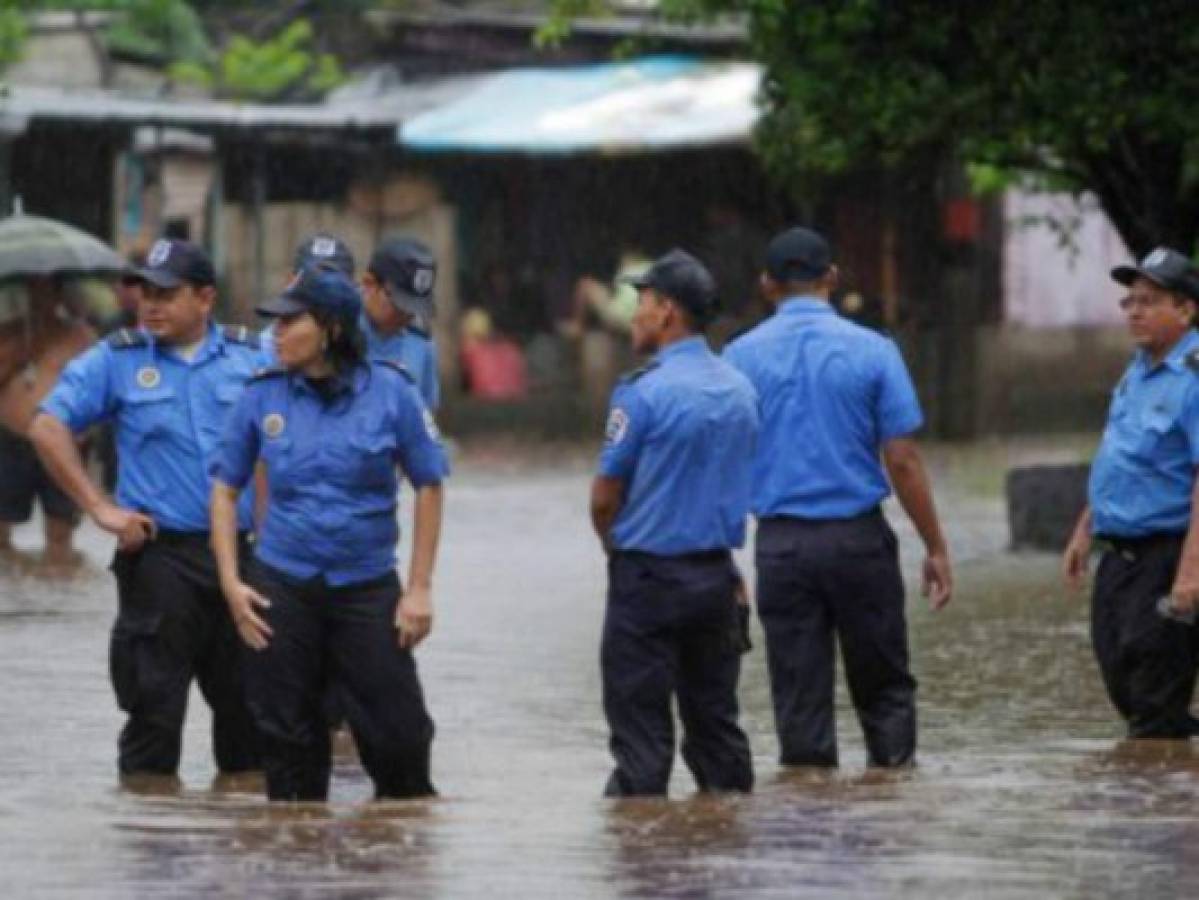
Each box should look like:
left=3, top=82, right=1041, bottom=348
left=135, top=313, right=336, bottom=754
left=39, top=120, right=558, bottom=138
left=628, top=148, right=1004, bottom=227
left=607, top=339, right=756, bottom=554
left=725, top=264, right=921, bottom=519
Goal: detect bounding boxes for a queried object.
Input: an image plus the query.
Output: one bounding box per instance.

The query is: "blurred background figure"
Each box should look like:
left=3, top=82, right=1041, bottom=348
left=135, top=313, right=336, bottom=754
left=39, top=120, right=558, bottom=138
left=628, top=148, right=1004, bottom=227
left=562, top=248, right=650, bottom=419
left=0, top=278, right=97, bottom=564
left=458, top=307, right=528, bottom=401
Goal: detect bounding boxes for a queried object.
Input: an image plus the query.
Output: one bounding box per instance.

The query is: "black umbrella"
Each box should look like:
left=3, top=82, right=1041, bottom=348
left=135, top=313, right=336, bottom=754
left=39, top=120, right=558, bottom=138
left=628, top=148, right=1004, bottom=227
left=0, top=212, right=127, bottom=283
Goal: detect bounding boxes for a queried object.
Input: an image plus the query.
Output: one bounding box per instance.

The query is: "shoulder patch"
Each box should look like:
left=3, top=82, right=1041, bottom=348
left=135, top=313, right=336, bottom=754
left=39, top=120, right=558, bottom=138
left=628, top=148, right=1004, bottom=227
left=248, top=365, right=287, bottom=382
left=222, top=324, right=262, bottom=349
left=374, top=358, right=416, bottom=383
left=104, top=327, right=148, bottom=350
left=619, top=359, right=660, bottom=384
left=1186, top=349, right=1199, bottom=373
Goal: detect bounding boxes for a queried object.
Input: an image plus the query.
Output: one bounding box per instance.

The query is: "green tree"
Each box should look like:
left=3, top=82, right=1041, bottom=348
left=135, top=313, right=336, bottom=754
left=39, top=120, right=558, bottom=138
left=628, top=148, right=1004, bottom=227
left=2, top=1, right=344, bottom=100
left=550, top=0, right=1199, bottom=257
left=171, top=18, right=342, bottom=101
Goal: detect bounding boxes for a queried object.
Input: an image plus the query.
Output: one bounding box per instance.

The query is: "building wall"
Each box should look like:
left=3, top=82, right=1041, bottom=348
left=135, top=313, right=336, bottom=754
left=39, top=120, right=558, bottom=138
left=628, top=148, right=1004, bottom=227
left=1003, top=189, right=1130, bottom=328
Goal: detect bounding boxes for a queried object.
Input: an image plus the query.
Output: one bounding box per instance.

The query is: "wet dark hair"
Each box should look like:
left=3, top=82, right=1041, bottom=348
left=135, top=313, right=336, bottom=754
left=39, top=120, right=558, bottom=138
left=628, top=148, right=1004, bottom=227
left=309, top=305, right=366, bottom=374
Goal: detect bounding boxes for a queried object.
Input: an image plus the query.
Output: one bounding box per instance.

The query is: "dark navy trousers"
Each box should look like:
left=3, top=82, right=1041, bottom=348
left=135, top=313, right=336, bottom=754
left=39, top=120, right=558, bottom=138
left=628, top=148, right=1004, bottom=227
left=601, top=550, right=753, bottom=797
left=244, top=561, right=435, bottom=802
left=755, top=511, right=917, bottom=768
left=109, top=533, right=261, bottom=776
left=1091, top=534, right=1198, bottom=739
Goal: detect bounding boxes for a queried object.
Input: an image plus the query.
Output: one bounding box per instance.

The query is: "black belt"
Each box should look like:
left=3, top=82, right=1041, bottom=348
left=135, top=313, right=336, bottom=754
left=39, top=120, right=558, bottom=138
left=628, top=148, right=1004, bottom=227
left=153, top=529, right=250, bottom=545
left=1095, top=531, right=1185, bottom=560
left=612, top=548, right=732, bottom=564
left=759, top=506, right=883, bottom=528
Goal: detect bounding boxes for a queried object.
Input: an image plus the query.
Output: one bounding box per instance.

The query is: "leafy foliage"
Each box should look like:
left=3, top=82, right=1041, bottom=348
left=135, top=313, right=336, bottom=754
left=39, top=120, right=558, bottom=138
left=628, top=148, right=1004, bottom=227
left=172, top=18, right=343, bottom=101
left=2, top=1, right=345, bottom=101
left=549, top=0, right=1199, bottom=255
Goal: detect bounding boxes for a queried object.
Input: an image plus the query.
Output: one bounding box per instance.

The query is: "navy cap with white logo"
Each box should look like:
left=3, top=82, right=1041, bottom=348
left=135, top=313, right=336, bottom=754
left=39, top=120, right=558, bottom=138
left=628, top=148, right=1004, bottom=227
left=1111, top=246, right=1199, bottom=301
left=293, top=233, right=355, bottom=278
left=125, top=238, right=215, bottom=289
left=368, top=237, right=437, bottom=328
left=624, top=248, right=717, bottom=324
left=257, top=266, right=362, bottom=323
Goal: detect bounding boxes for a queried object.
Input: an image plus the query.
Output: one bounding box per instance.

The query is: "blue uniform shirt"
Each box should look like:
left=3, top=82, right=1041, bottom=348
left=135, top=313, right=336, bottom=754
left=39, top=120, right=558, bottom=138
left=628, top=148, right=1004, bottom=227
left=40, top=323, right=263, bottom=532
left=723, top=297, right=924, bottom=519
left=212, top=361, right=449, bottom=586
left=1089, top=329, right=1199, bottom=538
left=362, top=315, right=440, bottom=411
left=598, top=336, right=759, bottom=555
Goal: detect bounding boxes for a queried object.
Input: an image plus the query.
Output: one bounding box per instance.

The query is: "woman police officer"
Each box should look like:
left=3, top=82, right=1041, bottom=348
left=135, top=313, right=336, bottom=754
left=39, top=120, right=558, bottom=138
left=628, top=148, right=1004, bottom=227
left=210, top=265, right=448, bottom=801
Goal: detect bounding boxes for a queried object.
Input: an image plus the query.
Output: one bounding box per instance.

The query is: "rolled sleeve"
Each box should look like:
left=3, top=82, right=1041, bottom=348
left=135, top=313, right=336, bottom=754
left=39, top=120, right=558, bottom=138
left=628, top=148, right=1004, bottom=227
left=211, top=388, right=261, bottom=489
left=39, top=344, right=114, bottom=433
left=876, top=340, right=924, bottom=440
left=395, top=384, right=449, bottom=488
left=597, top=383, right=650, bottom=479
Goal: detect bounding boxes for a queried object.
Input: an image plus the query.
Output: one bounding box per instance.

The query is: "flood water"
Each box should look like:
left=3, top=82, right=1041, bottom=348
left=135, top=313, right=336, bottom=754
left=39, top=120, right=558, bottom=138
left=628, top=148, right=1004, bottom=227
left=2, top=437, right=1198, bottom=898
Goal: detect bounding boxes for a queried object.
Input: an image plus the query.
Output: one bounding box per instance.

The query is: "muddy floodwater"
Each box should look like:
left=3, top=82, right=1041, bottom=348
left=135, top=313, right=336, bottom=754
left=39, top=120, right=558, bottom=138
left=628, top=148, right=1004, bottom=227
left=2, top=437, right=1198, bottom=898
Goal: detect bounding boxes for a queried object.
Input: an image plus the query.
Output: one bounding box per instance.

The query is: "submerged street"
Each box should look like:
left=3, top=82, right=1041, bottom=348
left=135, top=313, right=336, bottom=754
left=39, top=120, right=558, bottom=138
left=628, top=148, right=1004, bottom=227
left=1, top=438, right=1197, bottom=898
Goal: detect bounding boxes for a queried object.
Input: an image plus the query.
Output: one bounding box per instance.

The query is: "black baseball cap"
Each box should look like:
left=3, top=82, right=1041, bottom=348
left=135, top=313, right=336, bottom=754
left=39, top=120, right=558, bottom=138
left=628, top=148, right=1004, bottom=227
left=293, top=232, right=355, bottom=277
left=369, top=237, right=436, bottom=325
left=1111, top=246, right=1199, bottom=301
left=625, top=248, right=717, bottom=323
left=765, top=226, right=832, bottom=282
left=257, top=266, right=362, bottom=322
left=125, top=238, right=215, bottom=289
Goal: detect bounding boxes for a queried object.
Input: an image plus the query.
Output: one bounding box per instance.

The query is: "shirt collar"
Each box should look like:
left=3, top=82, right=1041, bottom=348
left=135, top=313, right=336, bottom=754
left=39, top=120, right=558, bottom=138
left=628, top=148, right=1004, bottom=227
left=148, top=321, right=221, bottom=362
left=1136, top=329, right=1199, bottom=375
left=288, top=363, right=369, bottom=400
left=779, top=296, right=835, bottom=316
left=653, top=335, right=707, bottom=364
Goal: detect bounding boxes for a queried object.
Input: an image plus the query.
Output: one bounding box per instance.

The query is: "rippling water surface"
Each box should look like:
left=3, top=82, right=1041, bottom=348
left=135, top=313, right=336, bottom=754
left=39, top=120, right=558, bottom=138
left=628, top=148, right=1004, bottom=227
left=2, top=438, right=1198, bottom=898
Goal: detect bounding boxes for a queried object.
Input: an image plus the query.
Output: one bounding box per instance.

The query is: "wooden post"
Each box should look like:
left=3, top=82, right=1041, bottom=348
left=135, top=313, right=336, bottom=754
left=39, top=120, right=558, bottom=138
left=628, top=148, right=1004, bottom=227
left=250, top=144, right=267, bottom=316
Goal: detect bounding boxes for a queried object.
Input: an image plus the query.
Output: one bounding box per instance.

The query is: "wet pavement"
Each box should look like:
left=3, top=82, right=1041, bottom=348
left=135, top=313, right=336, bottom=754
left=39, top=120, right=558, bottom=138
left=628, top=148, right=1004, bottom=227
left=2, top=436, right=1199, bottom=898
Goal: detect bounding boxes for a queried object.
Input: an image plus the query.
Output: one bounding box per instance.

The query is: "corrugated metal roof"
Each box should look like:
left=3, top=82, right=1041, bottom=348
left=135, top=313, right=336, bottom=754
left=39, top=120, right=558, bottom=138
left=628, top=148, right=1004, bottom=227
left=0, top=77, right=478, bottom=137
left=399, top=56, right=762, bottom=153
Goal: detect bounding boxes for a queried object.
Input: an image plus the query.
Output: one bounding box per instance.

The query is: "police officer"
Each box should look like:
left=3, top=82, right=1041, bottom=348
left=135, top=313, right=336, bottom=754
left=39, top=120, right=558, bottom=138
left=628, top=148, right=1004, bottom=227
left=1063, top=246, right=1199, bottom=738
left=210, top=266, right=448, bottom=801
left=724, top=226, right=952, bottom=769
left=360, top=237, right=441, bottom=410
left=260, top=233, right=357, bottom=361
left=29, top=238, right=263, bottom=779
left=591, top=248, right=758, bottom=797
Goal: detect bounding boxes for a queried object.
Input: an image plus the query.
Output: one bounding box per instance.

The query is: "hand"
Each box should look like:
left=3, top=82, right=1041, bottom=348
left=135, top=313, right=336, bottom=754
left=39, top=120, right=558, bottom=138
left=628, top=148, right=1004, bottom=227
left=1168, top=578, right=1199, bottom=616
left=923, top=551, right=953, bottom=611
left=224, top=581, right=273, bottom=651
left=734, top=574, right=750, bottom=609
left=91, top=499, right=156, bottom=552
left=396, top=584, right=433, bottom=650
left=1062, top=529, right=1092, bottom=591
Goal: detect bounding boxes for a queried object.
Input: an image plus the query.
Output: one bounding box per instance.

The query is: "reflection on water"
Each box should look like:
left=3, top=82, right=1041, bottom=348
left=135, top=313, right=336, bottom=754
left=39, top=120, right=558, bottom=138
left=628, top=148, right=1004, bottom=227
left=2, top=441, right=1199, bottom=897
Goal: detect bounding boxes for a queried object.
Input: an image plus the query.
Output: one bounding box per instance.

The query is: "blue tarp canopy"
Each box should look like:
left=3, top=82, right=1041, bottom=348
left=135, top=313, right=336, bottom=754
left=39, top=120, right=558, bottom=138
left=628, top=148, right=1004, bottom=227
left=398, top=56, right=761, bottom=154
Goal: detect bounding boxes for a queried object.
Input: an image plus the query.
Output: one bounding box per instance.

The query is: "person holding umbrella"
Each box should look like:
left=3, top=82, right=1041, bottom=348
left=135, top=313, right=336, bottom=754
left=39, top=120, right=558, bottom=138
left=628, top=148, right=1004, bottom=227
left=0, top=211, right=126, bottom=563
left=210, top=265, right=447, bottom=801
left=29, top=238, right=264, bottom=782
left=0, top=278, right=96, bottom=564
